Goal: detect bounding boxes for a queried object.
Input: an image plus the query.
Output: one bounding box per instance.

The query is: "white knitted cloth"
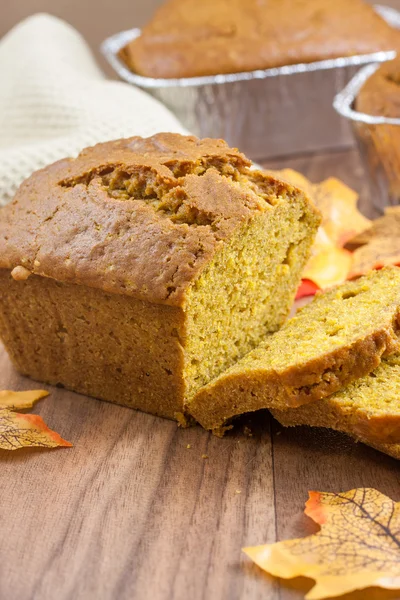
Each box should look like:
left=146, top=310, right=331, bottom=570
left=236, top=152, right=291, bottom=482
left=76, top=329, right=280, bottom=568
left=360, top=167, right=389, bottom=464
left=0, top=14, right=188, bottom=207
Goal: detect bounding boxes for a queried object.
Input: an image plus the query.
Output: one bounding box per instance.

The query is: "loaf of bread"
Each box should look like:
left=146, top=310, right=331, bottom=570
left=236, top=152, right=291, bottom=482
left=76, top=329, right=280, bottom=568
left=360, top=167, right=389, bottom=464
left=357, top=437, right=400, bottom=460
left=0, top=133, right=320, bottom=423
left=191, top=267, right=400, bottom=434
left=122, top=0, right=400, bottom=79
left=356, top=58, right=400, bottom=200
left=357, top=58, right=400, bottom=118
left=272, top=354, right=400, bottom=445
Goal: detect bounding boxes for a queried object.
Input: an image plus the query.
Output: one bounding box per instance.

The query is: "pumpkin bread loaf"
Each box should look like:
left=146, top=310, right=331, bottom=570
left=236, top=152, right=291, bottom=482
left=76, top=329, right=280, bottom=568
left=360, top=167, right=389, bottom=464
left=356, top=58, right=400, bottom=200
left=191, top=267, right=400, bottom=434
left=0, top=133, right=320, bottom=422
left=272, top=354, right=400, bottom=445
left=356, top=58, right=400, bottom=119
left=122, top=0, right=400, bottom=79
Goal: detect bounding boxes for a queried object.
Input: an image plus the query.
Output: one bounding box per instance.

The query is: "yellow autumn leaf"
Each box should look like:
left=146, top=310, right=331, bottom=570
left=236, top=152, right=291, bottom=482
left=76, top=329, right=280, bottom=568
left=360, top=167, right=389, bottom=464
left=303, top=228, right=353, bottom=289
left=0, top=389, right=49, bottom=410
left=244, top=488, right=400, bottom=600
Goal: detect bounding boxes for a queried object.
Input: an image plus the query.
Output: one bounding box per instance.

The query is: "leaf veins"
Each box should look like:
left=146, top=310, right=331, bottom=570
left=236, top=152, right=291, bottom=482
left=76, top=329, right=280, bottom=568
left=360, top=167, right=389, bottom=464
left=244, top=487, right=400, bottom=600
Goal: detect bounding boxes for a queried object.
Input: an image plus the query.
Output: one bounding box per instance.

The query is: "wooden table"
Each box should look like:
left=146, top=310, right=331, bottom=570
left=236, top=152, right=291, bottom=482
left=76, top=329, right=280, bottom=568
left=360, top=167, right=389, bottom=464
left=1, top=147, right=399, bottom=600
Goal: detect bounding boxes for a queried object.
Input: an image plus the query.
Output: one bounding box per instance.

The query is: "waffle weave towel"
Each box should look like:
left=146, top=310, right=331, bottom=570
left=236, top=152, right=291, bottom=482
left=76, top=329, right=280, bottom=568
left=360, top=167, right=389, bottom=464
left=0, top=13, right=187, bottom=207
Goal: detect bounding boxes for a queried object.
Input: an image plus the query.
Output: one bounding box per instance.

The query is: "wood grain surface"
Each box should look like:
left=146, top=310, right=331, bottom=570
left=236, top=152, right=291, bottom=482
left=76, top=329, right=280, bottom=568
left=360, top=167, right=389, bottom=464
left=1, top=148, right=399, bottom=600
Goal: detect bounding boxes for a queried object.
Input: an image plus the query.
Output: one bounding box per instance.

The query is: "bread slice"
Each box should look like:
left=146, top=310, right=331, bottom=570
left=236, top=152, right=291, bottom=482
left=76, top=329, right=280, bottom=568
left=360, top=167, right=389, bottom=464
left=190, top=267, right=400, bottom=434
left=272, top=354, right=400, bottom=445
left=357, top=438, right=400, bottom=460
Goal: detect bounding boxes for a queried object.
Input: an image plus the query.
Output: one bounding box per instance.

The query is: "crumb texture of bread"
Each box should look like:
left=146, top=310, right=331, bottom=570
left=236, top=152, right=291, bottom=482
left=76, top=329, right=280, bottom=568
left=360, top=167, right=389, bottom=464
left=183, top=182, right=318, bottom=398
left=122, top=0, right=400, bottom=78
left=190, top=267, right=400, bottom=433
left=272, top=354, right=400, bottom=445
left=0, top=133, right=319, bottom=418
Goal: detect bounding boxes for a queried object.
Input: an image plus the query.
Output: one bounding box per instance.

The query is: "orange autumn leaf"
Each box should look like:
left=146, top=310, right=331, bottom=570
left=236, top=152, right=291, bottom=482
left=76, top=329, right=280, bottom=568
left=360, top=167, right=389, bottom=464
left=268, top=169, right=371, bottom=293
left=0, top=389, right=71, bottom=451
left=0, top=389, right=49, bottom=410
left=0, top=408, right=72, bottom=450
left=244, top=488, right=400, bottom=600
left=346, top=206, right=400, bottom=278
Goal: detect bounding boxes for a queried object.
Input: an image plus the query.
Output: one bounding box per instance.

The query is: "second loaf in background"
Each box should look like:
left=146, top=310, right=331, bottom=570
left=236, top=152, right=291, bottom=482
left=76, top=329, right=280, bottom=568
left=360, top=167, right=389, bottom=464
left=122, top=0, right=400, bottom=78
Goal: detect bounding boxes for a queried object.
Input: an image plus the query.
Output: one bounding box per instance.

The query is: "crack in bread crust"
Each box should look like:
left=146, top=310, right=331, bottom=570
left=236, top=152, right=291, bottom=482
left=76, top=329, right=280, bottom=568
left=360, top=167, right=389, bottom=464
left=0, top=133, right=314, bottom=306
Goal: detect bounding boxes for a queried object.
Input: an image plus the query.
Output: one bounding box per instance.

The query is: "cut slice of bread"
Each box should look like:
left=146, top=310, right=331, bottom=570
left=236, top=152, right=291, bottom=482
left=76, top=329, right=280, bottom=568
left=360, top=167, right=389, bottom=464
left=272, top=354, right=400, bottom=445
left=190, top=267, right=400, bottom=434
left=356, top=437, right=400, bottom=460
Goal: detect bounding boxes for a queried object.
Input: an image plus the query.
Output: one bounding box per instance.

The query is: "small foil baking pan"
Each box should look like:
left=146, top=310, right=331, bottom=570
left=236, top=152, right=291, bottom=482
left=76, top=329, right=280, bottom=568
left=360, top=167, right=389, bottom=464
left=334, top=62, right=400, bottom=215
left=102, top=4, right=399, bottom=161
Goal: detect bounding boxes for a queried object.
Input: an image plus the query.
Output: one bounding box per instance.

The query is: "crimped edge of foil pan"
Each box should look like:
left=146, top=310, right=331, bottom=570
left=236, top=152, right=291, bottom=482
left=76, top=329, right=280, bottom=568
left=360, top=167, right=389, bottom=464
left=334, top=63, right=400, bottom=126
left=101, top=4, right=398, bottom=89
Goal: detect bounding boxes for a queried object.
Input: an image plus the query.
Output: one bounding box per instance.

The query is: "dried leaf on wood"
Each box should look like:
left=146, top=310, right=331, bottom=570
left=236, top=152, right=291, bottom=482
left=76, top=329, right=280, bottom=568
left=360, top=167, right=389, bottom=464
left=244, top=488, right=400, bottom=600
left=346, top=207, right=400, bottom=278
left=0, top=390, right=71, bottom=451
left=0, top=408, right=72, bottom=451
left=0, top=389, right=49, bottom=410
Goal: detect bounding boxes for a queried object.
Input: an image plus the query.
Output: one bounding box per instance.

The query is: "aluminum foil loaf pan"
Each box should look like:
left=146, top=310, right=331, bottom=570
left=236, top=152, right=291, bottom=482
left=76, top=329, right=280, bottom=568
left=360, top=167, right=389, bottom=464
left=334, top=62, right=400, bottom=215
left=102, top=4, right=400, bottom=161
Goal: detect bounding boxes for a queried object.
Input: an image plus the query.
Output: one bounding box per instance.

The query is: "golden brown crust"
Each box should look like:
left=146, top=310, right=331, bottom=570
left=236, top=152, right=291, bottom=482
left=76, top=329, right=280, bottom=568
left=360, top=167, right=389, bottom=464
left=354, top=60, right=400, bottom=200
left=359, top=438, right=400, bottom=460
left=0, top=133, right=305, bottom=307
left=0, top=271, right=187, bottom=419
left=272, top=408, right=400, bottom=455
left=356, top=58, right=400, bottom=118
left=272, top=353, right=400, bottom=446
left=123, top=0, right=400, bottom=79
left=272, top=394, right=400, bottom=446
left=354, top=60, right=400, bottom=201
